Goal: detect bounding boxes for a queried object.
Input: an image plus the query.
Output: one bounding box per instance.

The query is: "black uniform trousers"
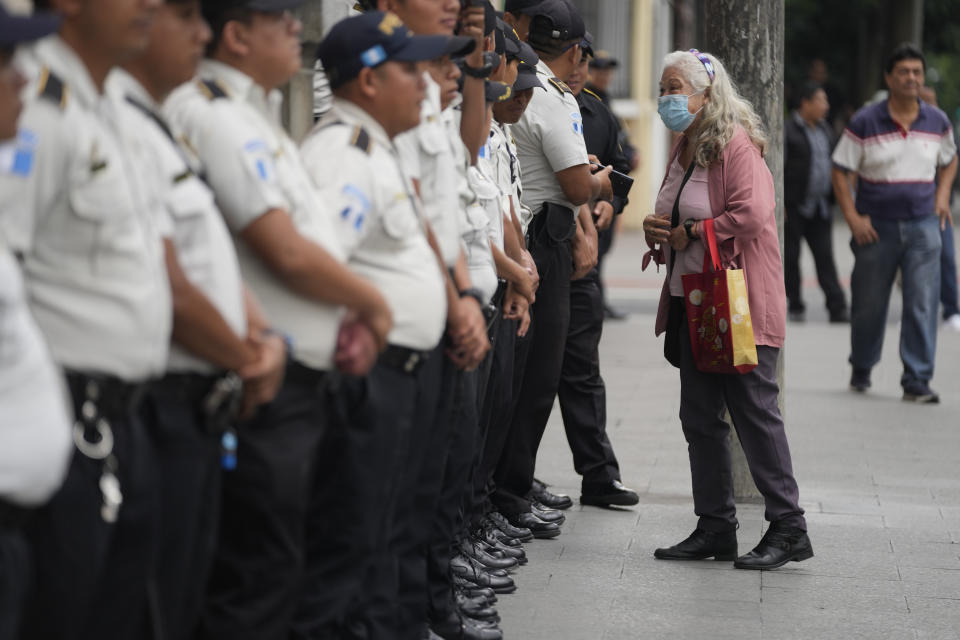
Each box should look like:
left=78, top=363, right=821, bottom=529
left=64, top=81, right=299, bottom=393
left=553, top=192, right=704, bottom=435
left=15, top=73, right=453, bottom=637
left=140, top=373, right=224, bottom=640
left=558, top=268, right=621, bottom=489
left=364, top=344, right=443, bottom=640
left=466, top=313, right=515, bottom=528
left=493, top=208, right=574, bottom=517
left=0, top=524, right=30, bottom=640
left=197, top=361, right=328, bottom=640
left=784, top=209, right=846, bottom=315
left=677, top=305, right=806, bottom=532
left=290, top=360, right=417, bottom=640
left=22, top=375, right=158, bottom=640
left=425, top=365, right=481, bottom=623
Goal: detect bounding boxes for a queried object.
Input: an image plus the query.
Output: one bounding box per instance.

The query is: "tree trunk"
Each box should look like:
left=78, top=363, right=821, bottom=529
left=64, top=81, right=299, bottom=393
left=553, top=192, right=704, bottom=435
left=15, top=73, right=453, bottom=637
left=703, top=0, right=785, bottom=503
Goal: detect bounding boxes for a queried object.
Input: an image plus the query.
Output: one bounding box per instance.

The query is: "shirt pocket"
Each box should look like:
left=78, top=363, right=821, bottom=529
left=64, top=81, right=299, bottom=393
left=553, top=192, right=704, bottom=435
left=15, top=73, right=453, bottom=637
left=381, top=194, right=422, bottom=242
left=166, top=177, right=213, bottom=274
left=68, top=162, right=146, bottom=276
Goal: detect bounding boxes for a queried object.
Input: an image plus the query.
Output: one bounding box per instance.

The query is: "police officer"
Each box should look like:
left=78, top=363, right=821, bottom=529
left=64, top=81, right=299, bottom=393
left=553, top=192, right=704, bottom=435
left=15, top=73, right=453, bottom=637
left=469, top=60, right=541, bottom=542
left=492, top=0, right=613, bottom=536
left=0, top=9, right=72, bottom=640
left=164, top=1, right=393, bottom=636
left=552, top=32, right=640, bottom=508
left=298, top=13, right=457, bottom=639
left=501, top=0, right=551, bottom=42
left=4, top=1, right=172, bottom=637
left=108, top=2, right=287, bottom=637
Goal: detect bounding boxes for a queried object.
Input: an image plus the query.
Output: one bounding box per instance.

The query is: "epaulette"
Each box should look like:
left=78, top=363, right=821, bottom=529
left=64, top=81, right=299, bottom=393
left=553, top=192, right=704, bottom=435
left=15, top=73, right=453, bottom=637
left=582, top=87, right=603, bottom=102
left=36, top=67, right=68, bottom=110
left=548, top=77, right=573, bottom=95
left=196, top=78, right=228, bottom=101
left=350, top=126, right=372, bottom=154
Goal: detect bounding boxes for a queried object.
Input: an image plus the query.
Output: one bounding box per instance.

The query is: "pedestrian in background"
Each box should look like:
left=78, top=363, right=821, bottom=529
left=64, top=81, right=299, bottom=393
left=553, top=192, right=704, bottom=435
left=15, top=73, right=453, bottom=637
left=832, top=43, right=957, bottom=403
left=784, top=82, right=849, bottom=324
left=643, top=48, right=812, bottom=571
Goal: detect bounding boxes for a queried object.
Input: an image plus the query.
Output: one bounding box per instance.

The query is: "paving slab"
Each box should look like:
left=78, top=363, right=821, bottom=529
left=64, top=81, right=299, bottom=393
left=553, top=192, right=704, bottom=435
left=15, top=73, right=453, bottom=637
left=496, top=223, right=960, bottom=639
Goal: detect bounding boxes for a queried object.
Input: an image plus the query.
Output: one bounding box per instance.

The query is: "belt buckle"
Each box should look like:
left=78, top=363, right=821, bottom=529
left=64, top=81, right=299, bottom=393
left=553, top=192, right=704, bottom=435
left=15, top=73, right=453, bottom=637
left=403, top=352, right=420, bottom=373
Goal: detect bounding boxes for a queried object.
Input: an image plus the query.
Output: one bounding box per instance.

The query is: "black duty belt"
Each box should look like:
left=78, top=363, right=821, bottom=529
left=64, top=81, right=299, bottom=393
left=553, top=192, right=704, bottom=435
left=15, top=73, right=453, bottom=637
left=379, top=344, right=431, bottom=375
left=0, top=498, right=34, bottom=530
left=152, top=371, right=221, bottom=405
left=65, top=371, right=149, bottom=420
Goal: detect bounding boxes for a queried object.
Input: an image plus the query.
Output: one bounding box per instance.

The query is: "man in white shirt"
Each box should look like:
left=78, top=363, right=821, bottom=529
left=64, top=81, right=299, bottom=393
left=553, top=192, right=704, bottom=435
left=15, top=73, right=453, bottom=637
left=164, top=0, right=393, bottom=636
left=0, top=9, right=72, bottom=640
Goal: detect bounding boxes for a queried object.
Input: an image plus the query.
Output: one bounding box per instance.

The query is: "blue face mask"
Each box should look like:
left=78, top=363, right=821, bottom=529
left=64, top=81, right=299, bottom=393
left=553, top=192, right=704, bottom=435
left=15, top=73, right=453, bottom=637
left=657, top=91, right=703, bottom=132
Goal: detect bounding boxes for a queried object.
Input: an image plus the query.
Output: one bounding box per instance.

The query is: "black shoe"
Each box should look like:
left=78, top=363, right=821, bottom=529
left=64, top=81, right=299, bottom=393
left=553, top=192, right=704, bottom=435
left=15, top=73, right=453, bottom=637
left=849, top=367, right=871, bottom=393
left=472, top=529, right=527, bottom=564
left=530, top=502, right=565, bottom=524
left=449, top=555, right=516, bottom=593
left=604, top=303, right=628, bottom=321
left=654, top=528, right=738, bottom=561
left=788, top=308, right=805, bottom=322
left=531, top=478, right=573, bottom=510
left=456, top=594, right=500, bottom=622
left=509, top=512, right=561, bottom=539
left=580, top=480, right=640, bottom=507
left=431, top=611, right=503, bottom=640
left=829, top=308, right=850, bottom=323
left=459, top=539, right=518, bottom=571
left=487, top=512, right=534, bottom=543
left=734, top=523, right=813, bottom=570
left=452, top=578, right=496, bottom=602
left=903, top=382, right=940, bottom=404
left=478, top=520, right=523, bottom=549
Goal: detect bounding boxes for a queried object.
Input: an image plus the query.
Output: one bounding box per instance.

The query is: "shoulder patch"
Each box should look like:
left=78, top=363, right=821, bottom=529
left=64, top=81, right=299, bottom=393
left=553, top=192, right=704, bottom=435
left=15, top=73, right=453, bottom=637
left=196, top=78, right=228, bottom=101
left=548, top=77, right=573, bottom=95
left=582, top=87, right=602, bottom=102
left=36, top=67, right=68, bottom=110
left=350, top=126, right=372, bottom=154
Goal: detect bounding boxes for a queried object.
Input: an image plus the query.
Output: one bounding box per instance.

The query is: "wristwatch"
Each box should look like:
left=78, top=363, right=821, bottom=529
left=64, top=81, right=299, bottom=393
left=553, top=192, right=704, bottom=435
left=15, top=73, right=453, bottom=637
left=462, top=59, right=495, bottom=79
left=459, top=287, right=486, bottom=306
left=683, top=218, right=697, bottom=240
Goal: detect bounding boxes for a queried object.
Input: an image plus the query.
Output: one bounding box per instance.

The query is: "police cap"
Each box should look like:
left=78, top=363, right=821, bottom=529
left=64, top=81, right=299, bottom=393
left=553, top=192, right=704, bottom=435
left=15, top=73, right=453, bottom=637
left=0, top=5, right=60, bottom=46
left=319, top=11, right=476, bottom=89
left=513, top=62, right=542, bottom=92
left=527, top=0, right=586, bottom=53
left=589, top=49, right=620, bottom=70
left=202, top=0, right=305, bottom=20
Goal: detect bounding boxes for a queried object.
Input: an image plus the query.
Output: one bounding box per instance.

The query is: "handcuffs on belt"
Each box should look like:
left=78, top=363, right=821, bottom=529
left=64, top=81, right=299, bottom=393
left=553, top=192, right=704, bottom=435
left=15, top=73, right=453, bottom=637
left=72, top=380, right=123, bottom=524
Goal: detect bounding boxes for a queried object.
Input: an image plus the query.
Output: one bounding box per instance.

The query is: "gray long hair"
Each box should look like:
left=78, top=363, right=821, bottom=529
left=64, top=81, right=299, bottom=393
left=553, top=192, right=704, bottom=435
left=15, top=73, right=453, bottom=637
left=662, top=50, right=767, bottom=167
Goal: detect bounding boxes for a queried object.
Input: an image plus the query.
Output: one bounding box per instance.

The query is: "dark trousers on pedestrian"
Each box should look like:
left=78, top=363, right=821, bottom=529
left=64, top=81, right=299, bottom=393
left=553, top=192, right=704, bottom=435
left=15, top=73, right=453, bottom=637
left=677, top=306, right=806, bottom=532
left=784, top=210, right=846, bottom=315
left=140, top=374, right=223, bottom=640
left=292, top=361, right=417, bottom=640
left=941, top=222, right=959, bottom=319
left=849, top=216, right=941, bottom=387
left=0, top=526, right=29, bottom=640
left=493, top=208, right=574, bottom=517
left=197, top=361, right=328, bottom=640
left=22, top=375, right=158, bottom=640
left=558, top=268, right=621, bottom=490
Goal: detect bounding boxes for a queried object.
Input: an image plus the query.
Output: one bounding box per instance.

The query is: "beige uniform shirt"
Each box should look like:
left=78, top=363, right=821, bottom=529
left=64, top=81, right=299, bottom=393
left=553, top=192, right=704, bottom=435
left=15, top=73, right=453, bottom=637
left=165, top=60, right=343, bottom=371
left=0, top=37, right=171, bottom=380
left=108, top=70, right=248, bottom=375
left=300, top=98, right=447, bottom=351
left=511, top=59, right=589, bottom=216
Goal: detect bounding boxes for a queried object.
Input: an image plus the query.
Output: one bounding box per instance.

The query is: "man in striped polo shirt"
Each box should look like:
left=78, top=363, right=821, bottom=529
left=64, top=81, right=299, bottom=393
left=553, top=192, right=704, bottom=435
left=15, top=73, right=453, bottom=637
left=831, top=43, right=957, bottom=403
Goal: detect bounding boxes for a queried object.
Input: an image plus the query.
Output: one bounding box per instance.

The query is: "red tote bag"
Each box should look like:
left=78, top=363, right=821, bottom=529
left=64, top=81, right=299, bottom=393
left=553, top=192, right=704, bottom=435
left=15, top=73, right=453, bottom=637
left=680, top=218, right=759, bottom=374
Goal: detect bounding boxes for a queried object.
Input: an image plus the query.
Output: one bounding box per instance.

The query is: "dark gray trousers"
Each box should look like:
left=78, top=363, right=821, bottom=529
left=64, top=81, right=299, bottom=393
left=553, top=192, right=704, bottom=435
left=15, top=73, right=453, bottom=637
left=678, top=310, right=806, bottom=533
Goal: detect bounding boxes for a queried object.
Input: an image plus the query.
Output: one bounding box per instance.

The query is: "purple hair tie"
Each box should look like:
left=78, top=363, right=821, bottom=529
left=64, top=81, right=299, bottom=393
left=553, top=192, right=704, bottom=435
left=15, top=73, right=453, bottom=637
left=689, top=49, right=715, bottom=83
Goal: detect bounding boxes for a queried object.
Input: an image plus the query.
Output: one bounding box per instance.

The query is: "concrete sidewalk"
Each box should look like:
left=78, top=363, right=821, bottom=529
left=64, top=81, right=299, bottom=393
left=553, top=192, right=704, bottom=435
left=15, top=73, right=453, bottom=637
left=496, top=226, right=960, bottom=639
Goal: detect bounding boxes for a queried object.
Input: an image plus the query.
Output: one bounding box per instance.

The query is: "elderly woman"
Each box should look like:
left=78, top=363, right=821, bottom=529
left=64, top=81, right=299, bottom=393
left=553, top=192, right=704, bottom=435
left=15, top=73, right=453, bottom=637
left=643, top=49, right=813, bottom=570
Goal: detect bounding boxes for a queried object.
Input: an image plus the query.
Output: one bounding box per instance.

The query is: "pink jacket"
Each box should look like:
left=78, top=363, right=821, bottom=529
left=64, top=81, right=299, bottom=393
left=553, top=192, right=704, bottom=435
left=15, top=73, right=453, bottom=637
left=651, top=126, right=786, bottom=348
